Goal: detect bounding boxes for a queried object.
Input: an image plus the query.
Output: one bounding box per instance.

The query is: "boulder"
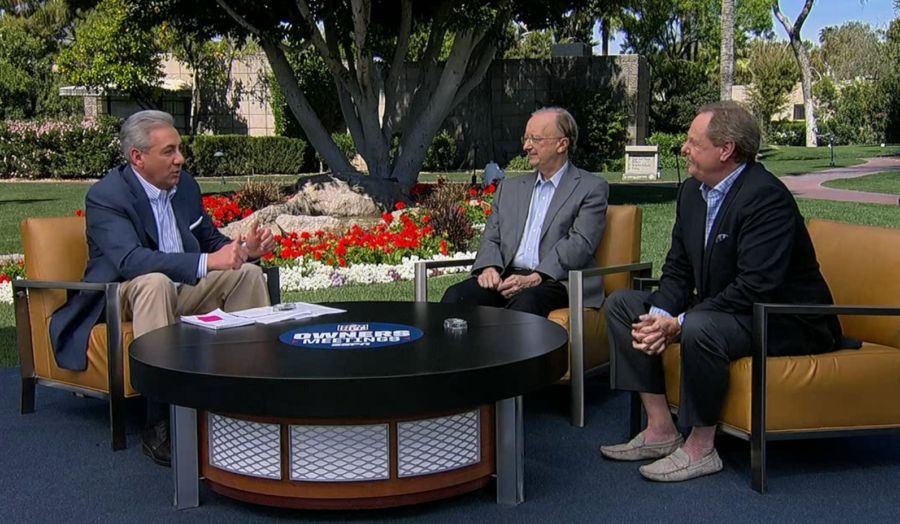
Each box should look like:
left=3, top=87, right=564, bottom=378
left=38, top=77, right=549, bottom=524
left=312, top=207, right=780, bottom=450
left=274, top=215, right=344, bottom=236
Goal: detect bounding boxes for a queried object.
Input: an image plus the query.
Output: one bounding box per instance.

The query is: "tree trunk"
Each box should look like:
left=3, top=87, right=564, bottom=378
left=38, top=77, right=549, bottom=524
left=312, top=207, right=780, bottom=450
left=261, top=40, right=356, bottom=173
left=601, top=18, right=611, bottom=56
left=720, top=0, right=734, bottom=101
left=190, top=67, right=201, bottom=135
left=773, top=1, right=818, bottom=147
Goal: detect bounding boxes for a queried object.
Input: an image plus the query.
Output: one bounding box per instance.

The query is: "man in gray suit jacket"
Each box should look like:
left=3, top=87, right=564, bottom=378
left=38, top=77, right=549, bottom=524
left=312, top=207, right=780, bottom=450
left=442, top=107, right=609, bottom=316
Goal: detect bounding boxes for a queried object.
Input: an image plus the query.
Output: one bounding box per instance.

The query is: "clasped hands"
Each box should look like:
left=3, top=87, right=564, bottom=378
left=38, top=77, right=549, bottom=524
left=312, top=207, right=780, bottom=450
left=631, top=314, right=681, bottom=356
left=477, top=267, right=541, bottom=298
left=207, top=220, right=275, bottom=271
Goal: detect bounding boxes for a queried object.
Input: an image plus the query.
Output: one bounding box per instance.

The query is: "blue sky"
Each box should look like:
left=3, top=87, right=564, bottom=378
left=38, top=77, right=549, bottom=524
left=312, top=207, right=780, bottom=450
left=597, top=0, right=898, bottom=54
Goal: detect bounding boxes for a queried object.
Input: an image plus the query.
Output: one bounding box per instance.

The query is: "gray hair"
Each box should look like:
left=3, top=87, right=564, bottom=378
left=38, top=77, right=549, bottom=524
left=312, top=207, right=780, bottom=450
left=697, top=101, right=760, bottom=163
left=532, top=106, right=579, bottom=152
left=120, top=110, right=175, bottom=160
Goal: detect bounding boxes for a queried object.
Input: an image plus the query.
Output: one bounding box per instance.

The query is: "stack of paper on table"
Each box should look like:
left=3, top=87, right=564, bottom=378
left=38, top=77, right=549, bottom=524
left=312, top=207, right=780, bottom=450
left=180, top=309, right=256, bottom=330
left=181, top=302, right=347, bottom=329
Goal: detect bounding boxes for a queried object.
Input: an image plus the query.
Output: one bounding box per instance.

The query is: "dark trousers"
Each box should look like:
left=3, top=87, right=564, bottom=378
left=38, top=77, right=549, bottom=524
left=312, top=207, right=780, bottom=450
left=440, top=270, right=569, bottom=318
left=606, top=289, right=752, bottom=428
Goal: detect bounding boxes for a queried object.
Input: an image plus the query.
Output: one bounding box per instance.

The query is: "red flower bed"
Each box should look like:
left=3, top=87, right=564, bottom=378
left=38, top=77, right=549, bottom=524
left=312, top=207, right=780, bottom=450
left=202, top=194, right=252, bottom=227
left=262, top=206, right=448, bottom=267
left=0, top=260, right=24, bottom=283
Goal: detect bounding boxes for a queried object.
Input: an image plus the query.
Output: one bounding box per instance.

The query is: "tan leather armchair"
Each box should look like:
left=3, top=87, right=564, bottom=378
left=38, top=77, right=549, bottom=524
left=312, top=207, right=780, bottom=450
left=414, top=205, right=650, bottom=427
left=632, top=219, right=900, bottom=493
left=14, top=217, right=281, bottom=451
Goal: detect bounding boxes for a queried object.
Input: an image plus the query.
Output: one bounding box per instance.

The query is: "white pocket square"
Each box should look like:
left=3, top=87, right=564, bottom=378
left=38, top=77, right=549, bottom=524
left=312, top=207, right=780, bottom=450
left=189, top=217, right=203, bottom=231
left=715, top=233, right=729, bottom=244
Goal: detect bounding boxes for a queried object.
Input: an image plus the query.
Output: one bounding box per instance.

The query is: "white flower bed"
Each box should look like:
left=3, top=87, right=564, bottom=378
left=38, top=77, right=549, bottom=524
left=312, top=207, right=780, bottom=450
left=278, top=251, right=477, bottom=292
left=0, top=252, right=479, bottom=305
left=0, top=281, right=11, bottom=305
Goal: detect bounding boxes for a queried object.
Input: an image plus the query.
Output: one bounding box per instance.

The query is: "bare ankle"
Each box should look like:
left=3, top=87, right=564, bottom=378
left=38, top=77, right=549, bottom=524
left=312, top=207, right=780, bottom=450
left=642, top=427, right=680, bottom=443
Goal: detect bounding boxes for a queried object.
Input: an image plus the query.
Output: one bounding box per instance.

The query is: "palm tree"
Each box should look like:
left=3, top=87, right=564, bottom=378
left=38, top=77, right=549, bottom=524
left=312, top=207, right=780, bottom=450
left=720, top=0, right=734, bottom=100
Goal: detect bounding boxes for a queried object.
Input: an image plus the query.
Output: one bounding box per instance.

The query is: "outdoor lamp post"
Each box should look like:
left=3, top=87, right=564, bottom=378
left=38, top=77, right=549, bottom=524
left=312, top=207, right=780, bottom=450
left=214, top=151, right=225, bottom=184
left=670, top=145, right=682, bottom=186
left=824, top=133, right=836, bottom=167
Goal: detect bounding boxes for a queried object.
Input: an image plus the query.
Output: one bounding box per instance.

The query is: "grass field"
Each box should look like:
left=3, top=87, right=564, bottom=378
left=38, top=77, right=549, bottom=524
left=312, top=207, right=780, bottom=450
left=821, top=170, right=900, bottom=196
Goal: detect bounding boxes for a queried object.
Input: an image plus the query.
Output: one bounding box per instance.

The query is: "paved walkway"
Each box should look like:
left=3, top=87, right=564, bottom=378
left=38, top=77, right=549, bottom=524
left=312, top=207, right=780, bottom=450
left=780, top=156, right=900, bottom=205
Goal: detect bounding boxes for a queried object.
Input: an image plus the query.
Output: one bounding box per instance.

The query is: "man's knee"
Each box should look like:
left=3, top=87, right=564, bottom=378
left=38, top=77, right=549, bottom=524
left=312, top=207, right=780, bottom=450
left=506, top=291, right=545, bottom=316
left=129, top=273, right=176, bottom=297
left=441, top=281, right=467, bottom=303
left=605, top=289, right=644, bottom=325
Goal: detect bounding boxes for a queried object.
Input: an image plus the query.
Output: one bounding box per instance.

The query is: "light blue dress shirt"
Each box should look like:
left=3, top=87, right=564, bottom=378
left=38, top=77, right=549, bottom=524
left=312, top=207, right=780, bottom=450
left=512, top=162, right=568, bottom=271
left=650, top=163, right=746, bottom=325
left=133, top=171, right=208, bottom=279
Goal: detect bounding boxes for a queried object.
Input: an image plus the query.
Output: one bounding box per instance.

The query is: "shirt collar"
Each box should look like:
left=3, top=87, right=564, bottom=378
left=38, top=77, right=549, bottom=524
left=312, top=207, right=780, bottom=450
left=536, top=161, right=568, bottom=188
left=701, top=163, right=745, bottom=199
left=132, top=167, right=177, bottom=201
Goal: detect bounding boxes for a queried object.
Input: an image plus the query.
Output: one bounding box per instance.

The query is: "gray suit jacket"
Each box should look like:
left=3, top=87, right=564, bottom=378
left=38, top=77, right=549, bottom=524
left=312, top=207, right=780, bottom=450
left=471, top=163, right=609, bottom=308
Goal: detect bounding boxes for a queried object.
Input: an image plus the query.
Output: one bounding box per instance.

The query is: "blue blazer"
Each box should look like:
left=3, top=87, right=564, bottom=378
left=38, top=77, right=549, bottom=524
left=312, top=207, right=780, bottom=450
left=49, top=165, right=231, bottom=371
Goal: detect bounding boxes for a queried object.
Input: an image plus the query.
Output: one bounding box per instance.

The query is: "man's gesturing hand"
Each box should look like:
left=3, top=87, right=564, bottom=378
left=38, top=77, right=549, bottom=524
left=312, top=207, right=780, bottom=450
left=631, top=314, right=681, bottom=355
left=208, top=237, right=248, bottom=271
left=243, top=219, right=275, bottom=259
left=477, top=267, right=502, bottom=290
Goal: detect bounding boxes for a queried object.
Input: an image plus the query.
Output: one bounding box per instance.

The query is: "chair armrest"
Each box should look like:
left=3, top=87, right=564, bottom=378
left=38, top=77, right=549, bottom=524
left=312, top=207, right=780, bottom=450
left=568, top=261, right=653, bottom=281
left=749, top=302, right=900, bottom=442
left=263, top=266, right=281, bottom=305
left=633, top=277, right=660, bottom=291
left=413, top=258, right=477, bottom=302
left=12, top=279, right=109, bottom=292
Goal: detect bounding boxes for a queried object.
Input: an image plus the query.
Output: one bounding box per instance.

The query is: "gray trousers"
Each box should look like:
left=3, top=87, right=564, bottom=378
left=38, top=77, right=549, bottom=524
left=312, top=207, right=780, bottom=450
left=606, top=289, right=752, bottom=428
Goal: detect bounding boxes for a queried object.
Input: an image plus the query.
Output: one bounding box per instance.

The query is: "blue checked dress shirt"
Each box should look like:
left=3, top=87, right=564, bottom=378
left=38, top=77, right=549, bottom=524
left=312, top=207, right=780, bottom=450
left=512, top=162, right=568, bottom=271
left=134, top=171, right=207, bottom=279
left=650, top=163, right=745, bottom=324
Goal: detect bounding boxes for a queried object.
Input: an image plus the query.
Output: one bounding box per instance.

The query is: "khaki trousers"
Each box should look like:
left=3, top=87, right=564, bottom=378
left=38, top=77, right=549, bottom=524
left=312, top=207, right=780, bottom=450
left=118, top=264, right=270, bottom=340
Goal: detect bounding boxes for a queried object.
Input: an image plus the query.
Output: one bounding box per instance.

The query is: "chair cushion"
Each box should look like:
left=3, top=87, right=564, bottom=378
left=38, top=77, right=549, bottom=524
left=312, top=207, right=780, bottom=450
left=547, top=307, right=608, bottom=378
left=43, top=318, right=139, bottom=397
left=662, top=342, right=900, bottom=433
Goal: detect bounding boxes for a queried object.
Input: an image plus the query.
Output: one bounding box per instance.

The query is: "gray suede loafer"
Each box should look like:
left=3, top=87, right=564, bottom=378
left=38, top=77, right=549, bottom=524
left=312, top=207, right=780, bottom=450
left=599, top=433, right=685, bottom=461
left=639, top=448, right=723, bottom=482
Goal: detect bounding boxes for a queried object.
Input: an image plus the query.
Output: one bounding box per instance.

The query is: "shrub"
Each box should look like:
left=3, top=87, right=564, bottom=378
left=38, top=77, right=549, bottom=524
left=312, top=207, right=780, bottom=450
left=0, top=116, right=122, bottom=179
left=767, top=120, right=805, bottom=146
left=422, top=130, right=458, bottom=172
left=505, top=155, right=532, bottom=171
left=553, top=86, right=630, bottom=171
left=647, top=132, right=686, bottom=169
left=236, top=181, right=290, bottom=211
left=423, top=183, right=471, bottom=252
left=182, top=135, right=308, bottom=176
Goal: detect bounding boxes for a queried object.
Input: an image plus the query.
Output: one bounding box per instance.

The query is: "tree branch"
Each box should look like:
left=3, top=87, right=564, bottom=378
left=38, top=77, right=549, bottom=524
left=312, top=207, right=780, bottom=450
left=294, top=0, right=360, bottom=99
left=382, top=0, right=413, bottom=140
left=214, top=0, right=298, bottom=54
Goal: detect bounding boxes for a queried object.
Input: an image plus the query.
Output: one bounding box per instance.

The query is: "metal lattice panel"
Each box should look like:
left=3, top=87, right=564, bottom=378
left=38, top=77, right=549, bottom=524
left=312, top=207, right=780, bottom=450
left=289, top=424, right=389, bottom=482
left=397, top=411, right=481, bottom=478
left=208, top=413, right=282, bottom=480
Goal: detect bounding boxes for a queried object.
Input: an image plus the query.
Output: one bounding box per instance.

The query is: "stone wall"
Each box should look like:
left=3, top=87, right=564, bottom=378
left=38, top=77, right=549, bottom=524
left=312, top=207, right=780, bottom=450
left=75, top=53, right=649, bottom=169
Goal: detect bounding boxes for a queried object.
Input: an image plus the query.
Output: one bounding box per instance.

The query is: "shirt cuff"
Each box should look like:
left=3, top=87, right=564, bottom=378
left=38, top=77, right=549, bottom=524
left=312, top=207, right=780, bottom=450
left=649, top=306, right=685, bottom=326
left=197, top=254, right=208, bottom=279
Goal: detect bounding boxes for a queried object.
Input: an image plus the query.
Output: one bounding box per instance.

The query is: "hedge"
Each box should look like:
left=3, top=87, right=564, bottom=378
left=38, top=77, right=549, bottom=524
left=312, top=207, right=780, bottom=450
left=647, top=132, right=686, bottom=169
left=182, top=135, right=310, bottom=176
left=0, top=116, right=122, bottom=179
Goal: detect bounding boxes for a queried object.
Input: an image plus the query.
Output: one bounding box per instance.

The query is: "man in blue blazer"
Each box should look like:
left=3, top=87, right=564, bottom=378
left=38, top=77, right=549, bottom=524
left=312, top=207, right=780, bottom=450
left=49, top=110, right=274, bottom=466
left=600, top=102, right=847, bottom=482
left=441, top=107, right=609, bottom=317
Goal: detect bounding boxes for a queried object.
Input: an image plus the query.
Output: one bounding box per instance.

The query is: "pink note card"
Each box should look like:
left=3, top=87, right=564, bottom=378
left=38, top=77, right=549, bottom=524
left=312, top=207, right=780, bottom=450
left=197, top=315, right=223, bottom=322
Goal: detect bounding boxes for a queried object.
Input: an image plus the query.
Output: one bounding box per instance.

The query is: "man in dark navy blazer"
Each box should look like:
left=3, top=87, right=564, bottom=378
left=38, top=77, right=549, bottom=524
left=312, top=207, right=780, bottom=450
left=599, top=102, right=845, bottom=482
left=49, top=110, right=275, bottom=466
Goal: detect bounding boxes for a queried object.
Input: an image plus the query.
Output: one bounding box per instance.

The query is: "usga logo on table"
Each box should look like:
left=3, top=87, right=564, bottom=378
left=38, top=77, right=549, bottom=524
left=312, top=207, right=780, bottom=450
left=280, top=322, right=424, bottom=349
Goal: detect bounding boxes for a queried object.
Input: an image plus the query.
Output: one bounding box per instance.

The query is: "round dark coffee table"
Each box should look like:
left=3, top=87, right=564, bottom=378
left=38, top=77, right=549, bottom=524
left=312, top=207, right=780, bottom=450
left=129, top=301, right=567, bottom=510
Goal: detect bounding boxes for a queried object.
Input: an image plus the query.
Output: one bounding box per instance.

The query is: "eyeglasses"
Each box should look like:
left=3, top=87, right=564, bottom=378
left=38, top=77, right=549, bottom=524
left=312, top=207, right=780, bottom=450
left=521, top=135, right=565, bottom=145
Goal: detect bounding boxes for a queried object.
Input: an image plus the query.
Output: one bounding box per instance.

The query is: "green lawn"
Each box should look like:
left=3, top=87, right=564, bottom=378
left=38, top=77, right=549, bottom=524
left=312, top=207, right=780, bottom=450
left=821, top=170, right=900, bottom=196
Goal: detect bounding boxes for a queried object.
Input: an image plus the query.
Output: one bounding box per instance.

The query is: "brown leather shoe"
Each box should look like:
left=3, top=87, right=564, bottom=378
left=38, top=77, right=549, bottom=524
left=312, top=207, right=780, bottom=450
left=599, top=432, right=684, bottom=461
left=141, top=420, right=171, bottom=468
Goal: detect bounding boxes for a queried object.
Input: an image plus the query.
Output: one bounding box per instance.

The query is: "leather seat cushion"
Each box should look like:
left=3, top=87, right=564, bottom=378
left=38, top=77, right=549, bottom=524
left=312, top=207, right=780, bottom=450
left=44, top=319, right=139, bottom=397
left=547, top=307, right=608, bottom=378
left=662, top=342, right=900, bottom=433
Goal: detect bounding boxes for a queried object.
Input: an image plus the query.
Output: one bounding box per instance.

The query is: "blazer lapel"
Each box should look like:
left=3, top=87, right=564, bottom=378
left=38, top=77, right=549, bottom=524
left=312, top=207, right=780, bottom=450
left=121, top=165, right=159, bottom=248
left=172, top=184, right=200, bottom=253
left=510, top=173, right=537, bottom=252
left=540, top=164, right=580, bottom=242
left=701, top=165, right=749, bottom=288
